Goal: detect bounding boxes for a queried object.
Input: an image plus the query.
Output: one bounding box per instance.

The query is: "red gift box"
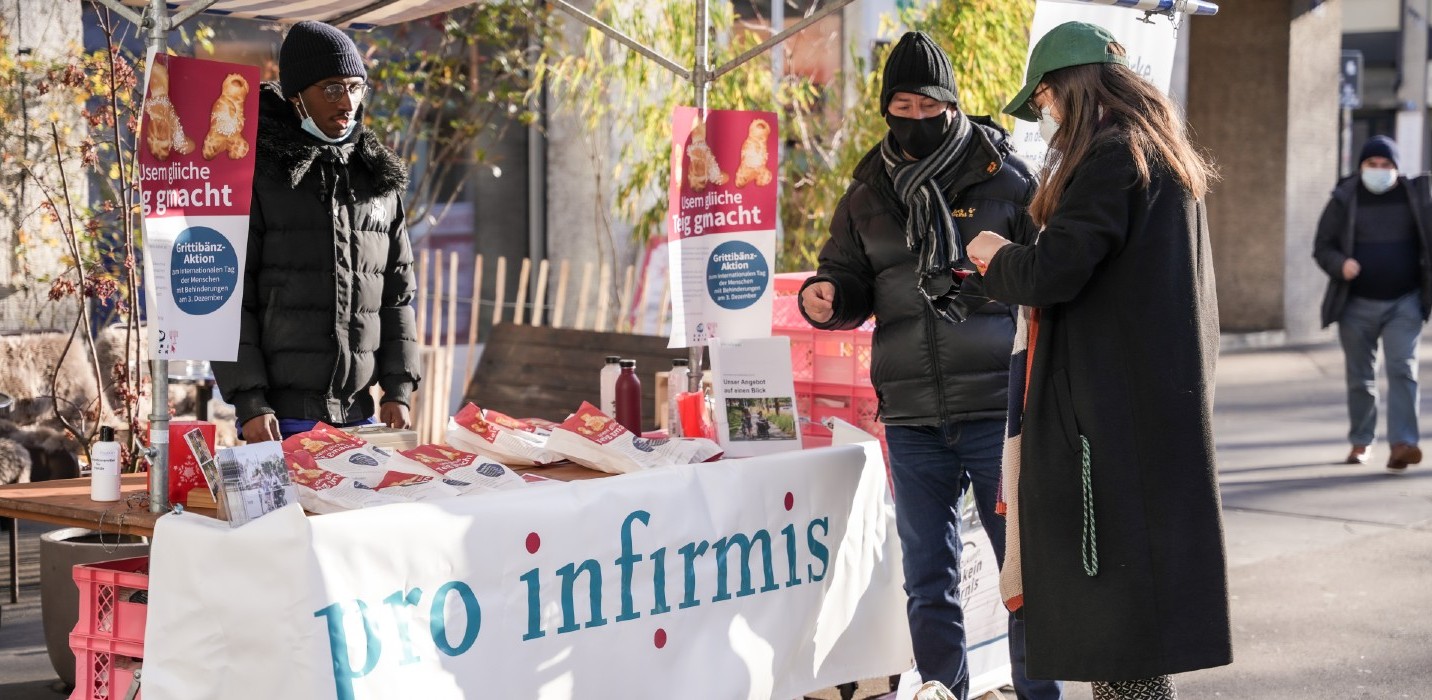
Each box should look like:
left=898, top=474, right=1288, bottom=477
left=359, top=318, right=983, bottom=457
left=168, top=420, right=216, bottom=504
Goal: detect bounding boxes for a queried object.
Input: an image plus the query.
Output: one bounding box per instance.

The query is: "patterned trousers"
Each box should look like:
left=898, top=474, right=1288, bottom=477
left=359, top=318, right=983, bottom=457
left=1090, top=675, right=1177, bottom=700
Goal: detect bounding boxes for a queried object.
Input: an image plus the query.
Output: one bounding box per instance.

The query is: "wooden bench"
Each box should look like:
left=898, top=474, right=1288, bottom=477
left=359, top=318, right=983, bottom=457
left=462, top=323, right=691, bottom=425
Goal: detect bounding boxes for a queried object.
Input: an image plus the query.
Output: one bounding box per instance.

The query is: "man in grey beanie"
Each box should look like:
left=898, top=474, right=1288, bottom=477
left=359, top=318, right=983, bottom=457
left=797, top=31, right=1060, bottom=700
left=213, top=20, right=421, bottom=442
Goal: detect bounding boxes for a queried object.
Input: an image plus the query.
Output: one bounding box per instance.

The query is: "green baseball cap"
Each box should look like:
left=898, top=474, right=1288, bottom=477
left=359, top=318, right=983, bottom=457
left=1003, top=21, right=1129, bottom=122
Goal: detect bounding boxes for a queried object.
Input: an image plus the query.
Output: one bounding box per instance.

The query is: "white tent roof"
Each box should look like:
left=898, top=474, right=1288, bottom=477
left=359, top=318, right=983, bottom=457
left=144, top=0, right=477, bottom=28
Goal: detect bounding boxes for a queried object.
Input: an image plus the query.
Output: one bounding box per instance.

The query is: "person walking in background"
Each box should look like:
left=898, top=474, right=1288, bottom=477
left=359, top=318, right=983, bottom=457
left=798, top=31, right=1060, bottom=700
left=966, top=21, right=1232, bottom=699
left=212, top=21, right=421, bottom=442
left=1313, top=135, right=1430, bottom=473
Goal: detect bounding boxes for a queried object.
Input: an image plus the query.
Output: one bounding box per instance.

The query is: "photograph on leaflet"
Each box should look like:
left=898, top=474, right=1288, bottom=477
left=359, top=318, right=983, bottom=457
left=215, top=441, right=296, bottom=528
left=725, top=397, right=797, bottom=442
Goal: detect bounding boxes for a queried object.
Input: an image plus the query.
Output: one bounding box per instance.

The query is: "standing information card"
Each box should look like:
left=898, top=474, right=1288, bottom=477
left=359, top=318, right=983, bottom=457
left=709, top=336, right=802, bottom=457
left=215, top=441, right=296, bottom=527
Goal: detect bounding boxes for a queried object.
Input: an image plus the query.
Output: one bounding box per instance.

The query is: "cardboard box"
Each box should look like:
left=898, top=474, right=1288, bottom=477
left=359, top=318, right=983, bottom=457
left=169, top=420, right=217, bottom=504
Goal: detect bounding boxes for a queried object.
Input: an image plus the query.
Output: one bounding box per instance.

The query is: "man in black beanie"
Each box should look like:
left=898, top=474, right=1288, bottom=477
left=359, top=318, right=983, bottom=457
left=798, top=31, right=1061, bottom=700
left=1315, top=135, right=1432, bottom=473
left=213, top=20, right=420, bottom=443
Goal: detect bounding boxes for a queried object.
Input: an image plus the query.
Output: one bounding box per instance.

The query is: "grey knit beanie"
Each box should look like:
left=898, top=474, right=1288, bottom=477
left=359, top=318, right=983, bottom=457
left=279, top=21, right=367, bottom=99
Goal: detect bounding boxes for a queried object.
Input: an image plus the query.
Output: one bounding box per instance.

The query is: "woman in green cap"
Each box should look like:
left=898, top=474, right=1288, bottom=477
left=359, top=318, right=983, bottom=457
left=965, top=21, right=1232, bottom=700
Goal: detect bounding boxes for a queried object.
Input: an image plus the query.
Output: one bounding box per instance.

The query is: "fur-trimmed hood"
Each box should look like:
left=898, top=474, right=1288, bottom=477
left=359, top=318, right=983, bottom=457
left=255, top=81, right=407, bottom=197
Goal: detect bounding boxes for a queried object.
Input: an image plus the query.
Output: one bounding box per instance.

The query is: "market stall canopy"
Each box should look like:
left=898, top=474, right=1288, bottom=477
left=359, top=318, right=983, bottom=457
left=118, top=0, right=479, bottom=28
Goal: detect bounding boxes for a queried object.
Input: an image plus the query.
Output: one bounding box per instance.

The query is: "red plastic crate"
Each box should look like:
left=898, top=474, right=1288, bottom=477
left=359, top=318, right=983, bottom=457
left=72, top=556, right=149, bottom=648
left=774, top=272, right=885, bottom=459
left=70, top=633, right=143, bottom=700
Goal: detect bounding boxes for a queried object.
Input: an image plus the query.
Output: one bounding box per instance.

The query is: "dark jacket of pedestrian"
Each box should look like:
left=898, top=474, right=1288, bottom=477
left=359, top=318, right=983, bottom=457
left=967, top=21, right=1231, bottom=685
left=1313, top=171, right=1432, bottom=328
left=212, top=81, right=420, bottom=427
left=798, top=117, right=1037, bottom=424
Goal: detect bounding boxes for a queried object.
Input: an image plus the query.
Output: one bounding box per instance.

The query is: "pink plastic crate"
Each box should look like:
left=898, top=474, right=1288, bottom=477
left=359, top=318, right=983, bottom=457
left=72, top=556, right=149, bottom=648
left=70, top=633, right=143, bottom=700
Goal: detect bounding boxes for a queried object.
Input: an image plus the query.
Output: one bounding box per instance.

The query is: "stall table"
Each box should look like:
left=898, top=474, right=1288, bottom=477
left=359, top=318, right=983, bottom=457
left=0, top=464, right=609, bottom=604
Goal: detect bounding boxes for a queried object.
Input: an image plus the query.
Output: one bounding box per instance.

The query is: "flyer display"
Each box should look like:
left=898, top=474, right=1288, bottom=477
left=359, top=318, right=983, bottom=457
left=710, top=336, right=803, bottom=457
left=139, top=53, right=260, bottom=361
left=666, top=106, right=779, bottom=348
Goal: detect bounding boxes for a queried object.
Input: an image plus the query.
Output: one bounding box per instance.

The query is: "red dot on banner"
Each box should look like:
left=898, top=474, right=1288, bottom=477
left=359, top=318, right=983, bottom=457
left=784, top=492, right=794, bottom=511
left=654, top=628, right=668, bottom=649
left=525, top=532, right=541, bottom=554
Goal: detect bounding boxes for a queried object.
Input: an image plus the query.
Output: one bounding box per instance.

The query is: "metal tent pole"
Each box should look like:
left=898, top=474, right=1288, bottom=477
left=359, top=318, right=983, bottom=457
left=686, top=0, right=710, bottom=393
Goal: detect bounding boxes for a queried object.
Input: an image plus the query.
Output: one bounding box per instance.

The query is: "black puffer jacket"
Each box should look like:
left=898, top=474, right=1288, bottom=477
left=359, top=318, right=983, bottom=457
left=1313, top=172, right=1432, bottom=328
left=799, top=117, right=1037, bottom=425
left=213, top=83, right=420, bottom=426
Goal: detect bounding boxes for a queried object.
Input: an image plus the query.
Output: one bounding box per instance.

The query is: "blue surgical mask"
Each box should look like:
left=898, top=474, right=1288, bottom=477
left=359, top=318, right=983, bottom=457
left=295, top=95, right=356, bottom=144
left=1360, top=167, right=1397, bottom=194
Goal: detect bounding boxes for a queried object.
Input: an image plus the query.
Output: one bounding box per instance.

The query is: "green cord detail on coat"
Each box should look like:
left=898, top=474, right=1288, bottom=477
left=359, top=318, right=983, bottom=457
left=1081, top=434, right=1099, bottom=577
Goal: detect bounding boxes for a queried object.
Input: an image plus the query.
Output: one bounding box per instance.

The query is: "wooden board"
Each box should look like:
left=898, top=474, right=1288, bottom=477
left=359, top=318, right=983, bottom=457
left=464, top=323, right=691, bottom=426
left=0, top=474, right=161, bottom=537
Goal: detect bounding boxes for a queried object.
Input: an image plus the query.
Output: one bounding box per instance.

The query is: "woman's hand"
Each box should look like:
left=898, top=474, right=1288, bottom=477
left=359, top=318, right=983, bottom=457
left=966, top=231, right=1011, bottom=272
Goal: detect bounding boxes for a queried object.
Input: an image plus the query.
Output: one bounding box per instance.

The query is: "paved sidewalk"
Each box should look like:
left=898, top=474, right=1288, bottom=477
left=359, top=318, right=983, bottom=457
left=4, top=341, right=1432, bottom=699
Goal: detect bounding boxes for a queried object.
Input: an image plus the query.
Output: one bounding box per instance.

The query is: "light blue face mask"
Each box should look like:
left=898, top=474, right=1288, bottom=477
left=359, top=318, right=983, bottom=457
left=295, top=95, right=356, bottom=144
left=1360, top=167, right=1397, bottom=195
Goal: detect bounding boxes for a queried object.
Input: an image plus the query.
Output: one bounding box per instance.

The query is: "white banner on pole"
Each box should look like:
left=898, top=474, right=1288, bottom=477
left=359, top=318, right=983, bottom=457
left=142, top=434, right=911, bottom=700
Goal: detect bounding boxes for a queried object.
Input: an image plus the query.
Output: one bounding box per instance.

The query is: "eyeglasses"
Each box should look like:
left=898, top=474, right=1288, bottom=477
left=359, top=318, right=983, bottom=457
left=319, top=82, right=368, bottom=103
left=1027, top=84, right=1050, bottom=114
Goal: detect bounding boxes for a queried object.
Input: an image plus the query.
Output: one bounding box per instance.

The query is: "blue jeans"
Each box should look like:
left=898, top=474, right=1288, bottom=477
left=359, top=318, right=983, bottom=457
left=1338, top=292, right=1423, bottom=447
left=885, top=420, right=1062, bottom=700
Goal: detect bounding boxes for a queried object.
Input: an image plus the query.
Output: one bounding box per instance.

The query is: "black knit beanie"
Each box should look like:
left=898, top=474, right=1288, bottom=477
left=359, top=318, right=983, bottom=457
left=880, top=31, right=959, bottom=115
left=279, top=21, right=368, bottom=99
left=1359, top=135, right=1399, bottom=168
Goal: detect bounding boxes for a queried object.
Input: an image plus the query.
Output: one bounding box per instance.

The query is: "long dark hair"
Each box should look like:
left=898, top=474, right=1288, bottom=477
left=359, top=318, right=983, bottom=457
left=1029, top=43, right=1217, bottom=226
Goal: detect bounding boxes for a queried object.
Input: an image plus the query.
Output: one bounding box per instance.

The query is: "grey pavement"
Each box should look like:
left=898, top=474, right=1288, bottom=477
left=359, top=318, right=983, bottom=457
left=5, top=340, right=1432, bottom=699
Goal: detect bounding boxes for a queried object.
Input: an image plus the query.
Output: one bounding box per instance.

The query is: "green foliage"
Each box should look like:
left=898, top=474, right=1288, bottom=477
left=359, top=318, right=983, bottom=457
left=363, top=4, right=548, bottom=228
left=539, top=0, right=1034, bottom=273
left=537, top=0, right=819, bottom=245
left=781, top=0, right=1035, bottom=272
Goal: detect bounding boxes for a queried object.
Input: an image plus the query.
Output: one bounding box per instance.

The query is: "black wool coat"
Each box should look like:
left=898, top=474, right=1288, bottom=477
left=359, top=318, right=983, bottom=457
left=981, top=136, right=1232, bottom=681
left=1312, top=173, right=1432, bottom=328
left=213, top=83, right=421, bottom=426
left=799, top=118, right=1039, bottom=424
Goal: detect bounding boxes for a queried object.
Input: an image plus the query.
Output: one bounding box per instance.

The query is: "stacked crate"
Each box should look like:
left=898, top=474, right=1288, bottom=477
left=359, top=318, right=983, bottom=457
left=69, top=556, right=149, bottom=700
left=770, top=272, right=885, bottom=454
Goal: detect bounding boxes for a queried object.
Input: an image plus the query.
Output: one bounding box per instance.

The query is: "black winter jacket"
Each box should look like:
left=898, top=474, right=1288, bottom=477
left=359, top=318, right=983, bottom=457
left=1313, top=173, right=1432, bottom=328
left=798, top=118, right=1037, bottom=425
left=213, top=83, right=420, bottom=426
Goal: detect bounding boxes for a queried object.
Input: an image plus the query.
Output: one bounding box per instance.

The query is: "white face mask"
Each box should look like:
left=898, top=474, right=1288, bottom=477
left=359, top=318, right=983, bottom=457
left=295, top=95, right=356, bottom=144
left=1038, top=105, right=1060, bottom=146
left=1360, top=167, right=1397, bottom=194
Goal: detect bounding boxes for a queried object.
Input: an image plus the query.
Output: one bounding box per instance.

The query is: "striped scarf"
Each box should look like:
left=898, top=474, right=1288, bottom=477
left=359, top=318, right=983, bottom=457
left=880, top=113, right=974, bottom=305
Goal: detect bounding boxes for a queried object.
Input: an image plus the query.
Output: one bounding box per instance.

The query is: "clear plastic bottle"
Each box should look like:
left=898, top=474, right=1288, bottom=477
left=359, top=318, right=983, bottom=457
left=90, top=426, right=121, bottom=502
left=615, top=359, right=643, bottom=434
left=599, top=355, right=622, bottom=417
left=667, top=358, right=690, bottom=437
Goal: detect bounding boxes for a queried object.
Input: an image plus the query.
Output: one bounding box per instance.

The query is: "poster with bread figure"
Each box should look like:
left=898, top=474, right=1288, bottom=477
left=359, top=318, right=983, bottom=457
left=138, top=53, right=259, bottom=361
left=667, top=107, right=779, bottom=348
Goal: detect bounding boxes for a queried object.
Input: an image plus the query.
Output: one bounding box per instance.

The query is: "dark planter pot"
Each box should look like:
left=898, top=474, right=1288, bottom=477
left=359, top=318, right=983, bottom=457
left=39, top=527, right=149, bottom=687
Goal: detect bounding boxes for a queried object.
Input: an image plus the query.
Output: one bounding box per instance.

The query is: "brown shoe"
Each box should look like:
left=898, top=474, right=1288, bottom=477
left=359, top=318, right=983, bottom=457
left=1387, top=443, right=1422, bottom=473
left=1346, top=445, right=1370, bottom=464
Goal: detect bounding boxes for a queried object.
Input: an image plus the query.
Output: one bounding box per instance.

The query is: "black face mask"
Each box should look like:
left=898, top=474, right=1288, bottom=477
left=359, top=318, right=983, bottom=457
left=886, top=112, right=952, bottom=159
